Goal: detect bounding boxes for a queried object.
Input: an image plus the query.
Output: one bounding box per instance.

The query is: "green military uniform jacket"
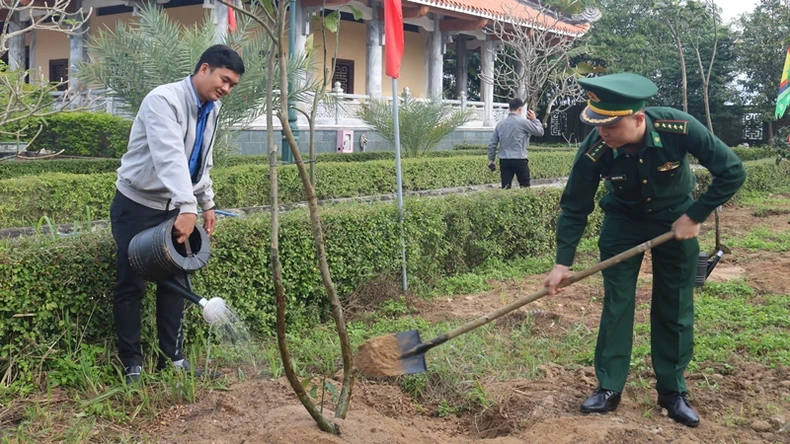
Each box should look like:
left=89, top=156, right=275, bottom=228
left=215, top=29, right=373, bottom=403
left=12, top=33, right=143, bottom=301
left=555, top=107, right=747, bottom=266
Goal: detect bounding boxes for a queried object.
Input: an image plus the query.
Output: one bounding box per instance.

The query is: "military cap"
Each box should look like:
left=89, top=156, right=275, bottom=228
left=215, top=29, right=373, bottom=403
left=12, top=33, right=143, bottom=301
left=578, top=73, right=658, bottom=126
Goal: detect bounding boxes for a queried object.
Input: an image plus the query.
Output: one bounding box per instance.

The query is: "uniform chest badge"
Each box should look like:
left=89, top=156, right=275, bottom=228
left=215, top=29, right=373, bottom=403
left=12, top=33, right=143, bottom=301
left=657, top=161, right=681, bottom=172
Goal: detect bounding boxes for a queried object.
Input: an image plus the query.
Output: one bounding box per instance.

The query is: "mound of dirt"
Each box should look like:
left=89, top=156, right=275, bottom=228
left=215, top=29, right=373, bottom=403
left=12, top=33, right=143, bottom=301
left=745, top=254, right=790, bottom=295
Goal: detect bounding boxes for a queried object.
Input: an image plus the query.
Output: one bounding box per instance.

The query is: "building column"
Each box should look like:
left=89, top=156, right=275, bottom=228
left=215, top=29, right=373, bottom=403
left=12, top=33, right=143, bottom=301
left=516, top=60, right=526, bottom=100
left=7, top=11, right=25, bottom=71
left=426, top=15, right=443, bottom=98
left=68, top=1, right=87, bottom=92
left=365, top=1, right=382, bottom=98
left=294, top=1, right=310, bottom=57
left=28, top=29, right=37, bottom=83
left=213, top=1, right=230, bottom=43
left=455, top=35, right=467, bottom=99
left=481, top=36, right=495, bottom=126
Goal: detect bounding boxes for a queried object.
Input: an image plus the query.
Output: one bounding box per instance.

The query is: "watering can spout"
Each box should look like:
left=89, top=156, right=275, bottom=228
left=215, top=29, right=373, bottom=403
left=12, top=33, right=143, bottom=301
left=706, top=250, right=724, bottom=278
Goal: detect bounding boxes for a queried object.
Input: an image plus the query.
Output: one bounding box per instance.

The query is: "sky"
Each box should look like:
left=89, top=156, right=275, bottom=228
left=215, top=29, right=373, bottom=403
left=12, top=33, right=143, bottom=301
left=716, top=0, right=761, bottom=22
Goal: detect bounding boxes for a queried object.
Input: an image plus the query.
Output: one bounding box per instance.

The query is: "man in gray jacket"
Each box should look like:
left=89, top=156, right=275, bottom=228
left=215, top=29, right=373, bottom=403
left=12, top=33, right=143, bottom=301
left=487, top=98, right=545, bottom=188
left=110, top=45, right=244, bottom=383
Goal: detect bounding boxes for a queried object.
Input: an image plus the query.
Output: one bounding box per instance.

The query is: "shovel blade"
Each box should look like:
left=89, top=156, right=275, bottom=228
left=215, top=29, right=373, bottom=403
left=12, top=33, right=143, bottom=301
left=396, top=330, right=427, bottom=375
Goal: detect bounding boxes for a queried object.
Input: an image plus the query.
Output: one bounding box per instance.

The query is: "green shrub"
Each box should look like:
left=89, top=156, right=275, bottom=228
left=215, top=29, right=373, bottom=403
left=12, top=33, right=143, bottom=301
left=0, top=158, right=121, bottom=180
left=0, top=153, right=576, bottom=227
left=729, top=147, right=774, bottom=162
left=688, top=147, right=774, bottom=164
left=693, top=158, right=790, bottom=198
left=25, top=112, right=132, bottom=158
left=0, top=150, right=488, bottom=179
left=452, top=143, right=575, bottom=151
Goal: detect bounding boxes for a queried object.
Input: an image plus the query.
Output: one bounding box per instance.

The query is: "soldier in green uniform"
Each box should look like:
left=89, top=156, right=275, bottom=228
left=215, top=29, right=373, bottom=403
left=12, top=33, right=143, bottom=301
left=543, top=73, right=746, bottom=427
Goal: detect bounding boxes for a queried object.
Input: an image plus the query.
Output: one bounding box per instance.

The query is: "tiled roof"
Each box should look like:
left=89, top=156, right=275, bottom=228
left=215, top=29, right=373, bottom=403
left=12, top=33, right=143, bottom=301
left=407, top=0, right=591, bottom=35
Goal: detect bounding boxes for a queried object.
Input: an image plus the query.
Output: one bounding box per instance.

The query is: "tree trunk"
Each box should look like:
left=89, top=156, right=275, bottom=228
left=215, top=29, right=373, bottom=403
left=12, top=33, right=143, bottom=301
left=272, top=15, right=338, bottom=435
left=279, top=114, right=356, bottom=419
left=278, top=11, right=355, bottom=421
left=674, top=32, right=689, bottom=113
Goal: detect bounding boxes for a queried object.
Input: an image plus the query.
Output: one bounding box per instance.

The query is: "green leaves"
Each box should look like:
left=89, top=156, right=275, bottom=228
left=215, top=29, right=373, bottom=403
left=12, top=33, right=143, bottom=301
left=357, top=93, right=474, bottom=158
left=323, top=11, right=341, bottom=33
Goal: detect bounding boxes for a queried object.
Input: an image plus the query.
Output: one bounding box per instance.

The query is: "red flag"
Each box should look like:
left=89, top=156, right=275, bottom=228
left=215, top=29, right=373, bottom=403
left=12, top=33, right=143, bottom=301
left=228, top=7, right=237, bottom=33
left=384, top=0, right=404, bottom=78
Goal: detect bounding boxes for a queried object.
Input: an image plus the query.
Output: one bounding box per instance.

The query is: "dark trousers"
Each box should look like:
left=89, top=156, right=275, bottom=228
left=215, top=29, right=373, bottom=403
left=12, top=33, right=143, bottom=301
left=110, top=190, right=184, bottom=369
left=595, top=212, right=698, bottom=395
left=499, top=158, right=531, bottom=189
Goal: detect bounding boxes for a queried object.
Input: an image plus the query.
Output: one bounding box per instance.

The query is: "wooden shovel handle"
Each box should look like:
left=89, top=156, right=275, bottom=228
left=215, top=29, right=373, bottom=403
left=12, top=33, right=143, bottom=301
left=440, top=231, right=676, bottom=343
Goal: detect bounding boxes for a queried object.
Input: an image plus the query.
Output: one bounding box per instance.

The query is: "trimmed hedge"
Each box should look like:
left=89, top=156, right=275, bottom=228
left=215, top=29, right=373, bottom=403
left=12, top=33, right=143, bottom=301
left=453, top=143, right=574, bottom=151
left=0, top=153, right=576, bottom=227
left=0, top=158, right=121, bottom=180
left=0, top=149, right=493, bottom=179
left=25, top=112, right=132, bottom=158
left=1, top=159, right=787, bottom=393
left=223, top=149, right=494, bottom=167
left=1, top=145, right=773, bottom=180
left=454, top=143, right=775, bottom=162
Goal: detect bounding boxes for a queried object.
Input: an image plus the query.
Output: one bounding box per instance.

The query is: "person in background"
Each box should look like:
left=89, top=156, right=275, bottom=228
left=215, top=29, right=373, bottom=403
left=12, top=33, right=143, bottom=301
left=543, top=73, right=746, bottom=427
left=110, top=45, right=244, bottom=384
left=487, top=98, right=545, bottom=188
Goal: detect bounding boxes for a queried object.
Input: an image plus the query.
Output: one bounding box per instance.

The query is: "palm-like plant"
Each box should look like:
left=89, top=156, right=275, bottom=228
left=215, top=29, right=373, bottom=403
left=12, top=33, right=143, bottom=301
left=78, top=3, right=313, bottom=155
left=358, top=91, right=473, bottom=157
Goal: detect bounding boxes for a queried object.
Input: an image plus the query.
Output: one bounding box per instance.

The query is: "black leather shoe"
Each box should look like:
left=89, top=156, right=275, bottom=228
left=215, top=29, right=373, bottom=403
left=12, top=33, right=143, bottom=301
left=580, top=388, right=621, bottom=413
left=658, top=392, right=700, bottom=427
left=124, top=365, right=142, bottom=385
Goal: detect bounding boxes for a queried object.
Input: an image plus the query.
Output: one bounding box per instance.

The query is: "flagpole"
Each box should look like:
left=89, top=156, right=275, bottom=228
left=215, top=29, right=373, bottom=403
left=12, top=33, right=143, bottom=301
left=392, top=78, right=407, bottom=292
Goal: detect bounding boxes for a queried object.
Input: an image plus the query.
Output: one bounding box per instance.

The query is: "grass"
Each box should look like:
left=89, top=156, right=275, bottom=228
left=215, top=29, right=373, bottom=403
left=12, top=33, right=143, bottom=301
left=4, top=192, right=790, bottom=442
left=420, top=238, right=599, bottom=299
left=724, top=226, right=790, bottom=252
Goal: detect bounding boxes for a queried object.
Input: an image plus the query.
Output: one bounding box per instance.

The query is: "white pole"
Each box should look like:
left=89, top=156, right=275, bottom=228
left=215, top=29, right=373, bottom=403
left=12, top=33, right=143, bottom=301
left=392, top=77, right=407, bottom=292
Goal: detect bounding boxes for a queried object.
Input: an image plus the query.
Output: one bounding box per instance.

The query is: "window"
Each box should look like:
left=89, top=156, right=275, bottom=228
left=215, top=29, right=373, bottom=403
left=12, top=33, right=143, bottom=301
left=332, top=59, right=354, bottom=94
left=49, top=59, right=69, bottom=90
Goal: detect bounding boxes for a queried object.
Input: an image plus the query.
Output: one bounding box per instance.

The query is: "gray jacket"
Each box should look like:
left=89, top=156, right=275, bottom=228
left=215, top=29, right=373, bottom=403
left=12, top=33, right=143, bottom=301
left=488, top=113, right=544, bottom=161
left=116, top=76, right=219, bottom=215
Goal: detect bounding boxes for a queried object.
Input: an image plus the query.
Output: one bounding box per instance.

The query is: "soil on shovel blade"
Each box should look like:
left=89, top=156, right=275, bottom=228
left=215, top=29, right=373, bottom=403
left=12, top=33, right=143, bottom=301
left=152, top=202, right=790, bottom=444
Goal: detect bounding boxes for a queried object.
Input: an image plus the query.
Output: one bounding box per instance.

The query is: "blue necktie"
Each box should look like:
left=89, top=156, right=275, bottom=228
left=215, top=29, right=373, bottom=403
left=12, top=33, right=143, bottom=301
left=189, top=102, right=214, bottom=182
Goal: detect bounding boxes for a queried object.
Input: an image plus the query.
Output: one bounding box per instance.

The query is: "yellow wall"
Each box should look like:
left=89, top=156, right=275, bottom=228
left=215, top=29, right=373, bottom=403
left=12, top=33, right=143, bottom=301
left=383, top=28, right=426, bottom=97
left=33, top=4, right=207, bottom=82
left=313, top=20, right=427, bottom=97
left=32, top=29, right=69, bottom=81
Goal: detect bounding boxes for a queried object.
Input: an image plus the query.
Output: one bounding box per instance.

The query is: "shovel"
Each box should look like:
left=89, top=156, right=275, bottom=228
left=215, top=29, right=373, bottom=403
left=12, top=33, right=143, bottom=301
left=710, top=206, right=731, bottom=256
left=355, top=231, right=677, bottom=377
left=697, top=206, right=730, bottom=286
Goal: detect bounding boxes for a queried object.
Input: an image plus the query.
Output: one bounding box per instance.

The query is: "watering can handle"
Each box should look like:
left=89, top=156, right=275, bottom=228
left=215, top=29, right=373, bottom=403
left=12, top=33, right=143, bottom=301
left=184, top=238, right=193, bottom=258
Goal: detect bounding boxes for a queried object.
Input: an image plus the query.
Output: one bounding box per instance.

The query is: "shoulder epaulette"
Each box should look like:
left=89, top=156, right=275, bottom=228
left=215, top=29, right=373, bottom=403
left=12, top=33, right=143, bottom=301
left=653, top=120, right=688, bottom=135
left=584, top=138, right=608, bottom=163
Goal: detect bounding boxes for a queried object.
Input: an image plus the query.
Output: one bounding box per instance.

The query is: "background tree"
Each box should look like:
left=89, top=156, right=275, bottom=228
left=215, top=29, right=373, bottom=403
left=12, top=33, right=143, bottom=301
left=734, top=0, right=790, bottom=136
left=686, top=0, right=721, bottom=132
left=485, top=4, right=594, bottom=125
left=0, top=0, right=91, bottom=143
left=222, top=0, right=355, bottom=433
left=654, top=0, right=694, bottom=112
left=581, top=0, right=741, bottom=139
left=358, top=91, right=473, bottom=157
